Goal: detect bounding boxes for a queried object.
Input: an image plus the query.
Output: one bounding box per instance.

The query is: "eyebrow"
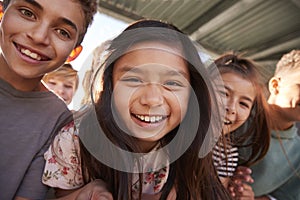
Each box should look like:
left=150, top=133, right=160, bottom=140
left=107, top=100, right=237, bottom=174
left=163, top=69, right=189, bottom=79
left=119, top=65, right=189, bottom=78
left=25, top=0, right=77, bottom=32
left=25, top=0, right=43, bottom=10
left=224, top=85, right=254, bottom=103
left=60, top=18, right=78, bottom=32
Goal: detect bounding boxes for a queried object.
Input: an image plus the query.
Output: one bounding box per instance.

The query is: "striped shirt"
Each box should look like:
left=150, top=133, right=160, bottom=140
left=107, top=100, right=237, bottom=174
left=213, top=143, right=239, bottom=177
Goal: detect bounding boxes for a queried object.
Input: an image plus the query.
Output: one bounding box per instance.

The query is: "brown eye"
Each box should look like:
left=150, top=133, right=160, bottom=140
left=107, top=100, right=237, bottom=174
left=56, top=29, right=71, bottom=39
left=20, top=8, right=35, bottom=19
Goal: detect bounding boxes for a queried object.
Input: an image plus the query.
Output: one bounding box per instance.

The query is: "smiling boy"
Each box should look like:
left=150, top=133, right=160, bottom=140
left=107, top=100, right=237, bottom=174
left=249, top=50, right=300, bottom=200
left=0, top=0, right=97, bottom=199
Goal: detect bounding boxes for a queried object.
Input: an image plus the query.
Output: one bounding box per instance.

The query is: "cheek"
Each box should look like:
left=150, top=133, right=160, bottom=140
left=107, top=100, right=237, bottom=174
left=112, top=87, right=131, bottom=117
left=172, top=90, right=190, bottom=120
left=53, top=40, right=77, bottom=62
left=238, top=108, right=251, bottom=123
left=66, top=88, right=75, bottom=97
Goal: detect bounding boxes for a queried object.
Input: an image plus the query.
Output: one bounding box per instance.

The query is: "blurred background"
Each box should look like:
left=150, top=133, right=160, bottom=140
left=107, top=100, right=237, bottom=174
left=73, top=0, right=300, bottom=82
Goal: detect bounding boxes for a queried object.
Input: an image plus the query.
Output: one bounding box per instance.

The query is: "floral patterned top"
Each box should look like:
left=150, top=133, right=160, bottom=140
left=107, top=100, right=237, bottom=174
left=43, top=121, right=169, bottom=195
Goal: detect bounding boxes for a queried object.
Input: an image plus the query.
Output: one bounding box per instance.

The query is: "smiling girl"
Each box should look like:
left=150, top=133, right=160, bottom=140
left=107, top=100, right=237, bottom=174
left=43, top=19, right=231, bottom=199
left=210, top=53, right=271, bottom=199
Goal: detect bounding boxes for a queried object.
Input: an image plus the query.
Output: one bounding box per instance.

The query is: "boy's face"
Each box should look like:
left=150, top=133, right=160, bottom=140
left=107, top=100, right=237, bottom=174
left=0, top=0, right=85, bottom=79
left=270, top=70, right=300, bottom=121
left=44, top=76, right=77, bottom=105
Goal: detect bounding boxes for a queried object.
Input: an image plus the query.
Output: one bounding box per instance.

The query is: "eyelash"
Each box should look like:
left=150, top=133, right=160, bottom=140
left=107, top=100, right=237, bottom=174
left=19, top=8, right=71, bottom=40
left=240, top=102, right=249, bottom=108
left=122, top=77, right=142, bottom=83
left=56, top=29, right=71, bottom=39
left=219, top=90, right=228, bottom=97
left=20, top=8, right=35, bottom=19
left=164, top=81, right=183, bottom=87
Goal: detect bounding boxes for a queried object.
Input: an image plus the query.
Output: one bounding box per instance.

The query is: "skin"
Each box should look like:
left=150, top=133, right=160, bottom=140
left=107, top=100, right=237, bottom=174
left=218, top=72, right=256, bottom=134
left=0, top=0, right=85, bottom=92
left=53, top=41, right=187, bottom=199
left=217, top=72, right=256, bottom=199
left=112, top=41, right=191, bottom=152
left=44, top=76, right=77, bottom=105
left=268, top=70, right=300, bottom=130
left=230, top=70, right=300, bottom=200
left=0, top=0, right=86, bottom=199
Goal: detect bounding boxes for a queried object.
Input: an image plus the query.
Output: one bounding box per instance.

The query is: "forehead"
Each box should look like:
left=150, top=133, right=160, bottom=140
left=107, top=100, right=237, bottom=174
left=277, top=69, right=300, bottom=87
left=221, top=72, right=256, bottom=98
left=115, top=41, right=188, bottom=72
left=48, top=76, right=76, bottom=83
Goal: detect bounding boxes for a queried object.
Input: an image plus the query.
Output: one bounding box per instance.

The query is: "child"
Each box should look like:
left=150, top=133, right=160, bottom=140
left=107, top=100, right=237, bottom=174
left=43, top=63, right=79, bottom=105
left=246, top=50, right=300, bottom=199
left=0, top=0, right=97, bottom=199
left=210, top=53, right=270, bottom=198
left=43, top=19, right=232, bottom=199
left=81, top=40, right=111, bottom=105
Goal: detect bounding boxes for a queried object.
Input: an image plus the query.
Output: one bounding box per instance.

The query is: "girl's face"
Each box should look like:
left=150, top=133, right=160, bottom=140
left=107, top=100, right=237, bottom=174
left=219, top=72, right=256, bottom=134
left=112, top=41, right=190, bottom=152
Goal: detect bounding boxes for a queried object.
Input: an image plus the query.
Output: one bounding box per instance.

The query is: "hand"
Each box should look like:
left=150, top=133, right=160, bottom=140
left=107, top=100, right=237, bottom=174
left=76, top=179, right=113, bottom=200
left=228, top=166, right=254, bottom=198
left=234, top=183, right=254, bottom=200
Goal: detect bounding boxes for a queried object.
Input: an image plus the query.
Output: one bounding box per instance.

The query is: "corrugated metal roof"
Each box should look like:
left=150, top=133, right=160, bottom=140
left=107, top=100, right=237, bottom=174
left=98, top=0, right=300, bottom=79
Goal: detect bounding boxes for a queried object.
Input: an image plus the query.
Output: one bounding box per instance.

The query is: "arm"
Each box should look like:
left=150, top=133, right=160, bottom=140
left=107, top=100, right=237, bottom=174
left=255, top=195, right=276, bottom=200
left=54, top=180, right=113, bottom=200
left=228, top=166, right=276, bottom=200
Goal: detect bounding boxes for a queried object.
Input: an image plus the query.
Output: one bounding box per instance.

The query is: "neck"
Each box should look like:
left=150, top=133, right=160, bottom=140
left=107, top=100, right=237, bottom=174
left=135, top=139, right=159, bottom=153
left=0, top=56, right=44, bottom=92
left=269, top=104, right=294, bottom=130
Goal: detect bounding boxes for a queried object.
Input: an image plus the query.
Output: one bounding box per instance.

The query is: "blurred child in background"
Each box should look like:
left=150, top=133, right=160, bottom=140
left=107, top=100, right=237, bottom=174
left=43, top=63, right=79, bottom=105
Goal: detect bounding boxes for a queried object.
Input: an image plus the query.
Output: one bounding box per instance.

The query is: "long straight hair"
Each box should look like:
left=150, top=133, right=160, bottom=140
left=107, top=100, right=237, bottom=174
left=212, top=53, right=271, bottom=166
left=79, top=19, right=231, bottom=199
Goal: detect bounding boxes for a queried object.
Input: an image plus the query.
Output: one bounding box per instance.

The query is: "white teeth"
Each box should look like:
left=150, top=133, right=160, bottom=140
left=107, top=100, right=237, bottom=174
left=135, top=114, right=164, bottom=123
left=21, top=48, right=42, bottom=61
left=224, top=119, right=231, bottom=124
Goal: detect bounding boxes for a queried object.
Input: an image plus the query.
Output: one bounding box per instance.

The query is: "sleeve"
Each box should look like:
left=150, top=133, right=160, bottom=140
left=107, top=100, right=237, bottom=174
left=267, top=195, right=277, bottom=200
left=213, top=143, right=239, bottom=177
left=43, top=121, right=84, bottom=190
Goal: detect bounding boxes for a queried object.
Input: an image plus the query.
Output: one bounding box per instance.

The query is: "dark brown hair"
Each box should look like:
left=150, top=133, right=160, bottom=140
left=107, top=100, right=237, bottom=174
left=212, top=53, right=271, bottom=166
left=79, top=19, right=231, bottom=199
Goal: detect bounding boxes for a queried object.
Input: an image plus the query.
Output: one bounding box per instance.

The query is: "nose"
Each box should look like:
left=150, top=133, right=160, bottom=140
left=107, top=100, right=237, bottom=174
left=27, top=23, right=50, bottom=45
left=225, top=99, right=236, bottom=115
left=55, top=86, right=65, bottom=96
left=139, top=83, right=164, bottom=107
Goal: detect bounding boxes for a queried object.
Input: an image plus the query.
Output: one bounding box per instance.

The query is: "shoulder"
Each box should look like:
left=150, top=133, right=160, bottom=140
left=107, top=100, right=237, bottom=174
left=43, top=121, right=83, bottom=189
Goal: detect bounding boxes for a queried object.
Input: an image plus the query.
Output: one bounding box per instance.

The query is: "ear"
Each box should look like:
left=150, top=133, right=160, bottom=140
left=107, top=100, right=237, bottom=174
left=268, top=77, right=280, bottom=95
left=0, top=3, right=3, bottom=21
left=66, top=45, right=83, bottom=63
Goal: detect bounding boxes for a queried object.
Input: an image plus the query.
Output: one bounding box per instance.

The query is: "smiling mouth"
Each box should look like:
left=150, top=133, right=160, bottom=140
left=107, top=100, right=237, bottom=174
left=224, top=119, right=232, bottom=125
left=15, top=43, right=50, bottom=61
left=133, top=114, right=167, bottom=123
